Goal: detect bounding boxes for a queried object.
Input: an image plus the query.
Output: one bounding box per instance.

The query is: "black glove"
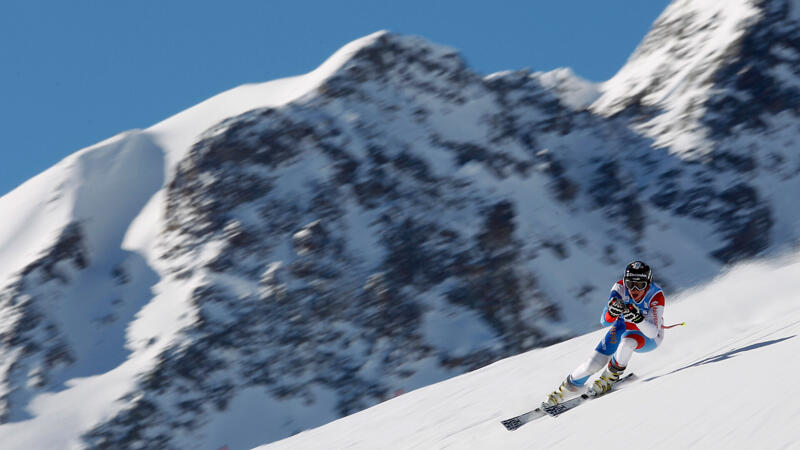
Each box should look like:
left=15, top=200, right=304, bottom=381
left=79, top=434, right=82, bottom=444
left=624, top=303, right=644, bottom=323
left=607, top=297, right=625, bottom=318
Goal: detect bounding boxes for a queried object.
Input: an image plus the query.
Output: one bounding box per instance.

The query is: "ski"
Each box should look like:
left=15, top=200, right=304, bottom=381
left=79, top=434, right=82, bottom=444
left=542, top=373, right=636, bottom=417
left=500, top=373, right=636, bottom=431
left=500, top=408, right=549, bottom=431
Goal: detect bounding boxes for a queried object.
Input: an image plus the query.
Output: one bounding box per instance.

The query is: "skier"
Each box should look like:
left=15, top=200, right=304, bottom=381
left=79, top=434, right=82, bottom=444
left=544, top=260, right=665, bottom=405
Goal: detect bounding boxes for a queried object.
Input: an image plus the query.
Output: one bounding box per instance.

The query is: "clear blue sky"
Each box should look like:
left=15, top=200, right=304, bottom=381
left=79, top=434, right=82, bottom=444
left=0, top=0, right=670, bottom=197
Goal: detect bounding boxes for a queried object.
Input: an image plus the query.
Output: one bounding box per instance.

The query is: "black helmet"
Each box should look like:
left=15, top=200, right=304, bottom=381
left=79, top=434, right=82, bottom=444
left=624, top=260, right=652, bottom=291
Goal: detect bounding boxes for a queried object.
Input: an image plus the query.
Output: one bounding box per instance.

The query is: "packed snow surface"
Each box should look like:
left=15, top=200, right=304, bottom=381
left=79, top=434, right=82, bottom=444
left=263, top=254, right=800, bottom=449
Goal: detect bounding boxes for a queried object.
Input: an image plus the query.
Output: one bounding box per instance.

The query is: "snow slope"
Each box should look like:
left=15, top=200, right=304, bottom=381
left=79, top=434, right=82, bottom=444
left=592, top=0, right=763, bottom=155
left=263, top=253, right=800, bottom=449
left=2, top=2, right=800, bottom=445
left=0, top=31, right=393, bottom=449
left=0, top=30, right=387, bottom=292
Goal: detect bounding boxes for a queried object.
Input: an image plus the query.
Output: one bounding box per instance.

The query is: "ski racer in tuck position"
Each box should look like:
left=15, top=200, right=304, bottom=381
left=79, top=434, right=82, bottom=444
left=544, top=260, right=665, bottom=405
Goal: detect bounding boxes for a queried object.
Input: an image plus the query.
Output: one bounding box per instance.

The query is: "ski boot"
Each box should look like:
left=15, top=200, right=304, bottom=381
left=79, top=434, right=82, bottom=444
left=587, top=361, right=625, bottom=396
left=543, top=375, right=582, bottom=406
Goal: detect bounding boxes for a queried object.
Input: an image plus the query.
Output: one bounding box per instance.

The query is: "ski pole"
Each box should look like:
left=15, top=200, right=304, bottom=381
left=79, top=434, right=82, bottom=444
left=662, top=322, right=686, bottom=329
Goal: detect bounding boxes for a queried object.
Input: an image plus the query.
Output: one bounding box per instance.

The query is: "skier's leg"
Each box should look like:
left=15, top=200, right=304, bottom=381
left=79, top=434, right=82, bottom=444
left=568, top=351, right=610, bottom=387
left=609, top=330, right=658, bottom=369
left=618, top=330, right=659, bottom=358
left=632, top=333, right=660, bottom=353
left=594, top=317, right=626, bottom=357
left=611, top=335, right=640, bottom=368
left=587, top=354, right=627, bottom=396
left=588, top=329, right=649, bottom=396
left=569, top=318, right=626, bottom=386
left=544, top=320, right=626, bottom=405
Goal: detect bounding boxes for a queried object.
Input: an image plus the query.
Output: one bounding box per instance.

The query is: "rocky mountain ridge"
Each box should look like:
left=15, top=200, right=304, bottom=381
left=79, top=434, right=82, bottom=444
left=2, top=1, right=800, bottom=447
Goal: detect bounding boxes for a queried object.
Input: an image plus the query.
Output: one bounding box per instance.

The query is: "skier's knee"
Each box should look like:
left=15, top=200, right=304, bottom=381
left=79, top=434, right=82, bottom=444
left=571, top=351, right=610, bottom=382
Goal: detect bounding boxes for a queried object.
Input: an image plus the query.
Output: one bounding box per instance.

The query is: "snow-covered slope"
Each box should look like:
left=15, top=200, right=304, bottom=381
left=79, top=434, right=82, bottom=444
left=263, top=253, right=800, bottom=449
left=0, top=32, right=393, bottom=447
left=594, top=0, right=800, bottom=157
left=2, top=0, right=800, bottom=447
left=591, top=0, right=800, bottom=262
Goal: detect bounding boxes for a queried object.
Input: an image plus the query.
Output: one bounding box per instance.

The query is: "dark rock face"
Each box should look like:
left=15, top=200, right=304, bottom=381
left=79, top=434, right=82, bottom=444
left=589, top=1, right=800, bottom=263
left=0, top=17, right=789, bottom=446
left=712, top=184, right=773, bottom=262
left=446, top=200, right=552, bottom=355
left=83, top=35, right=588, bottom=447
left=0, top=222, right=87, bottom=422
left=705, top=0, right=800, bottom=137
left=80, top=29, right=793, bottom=447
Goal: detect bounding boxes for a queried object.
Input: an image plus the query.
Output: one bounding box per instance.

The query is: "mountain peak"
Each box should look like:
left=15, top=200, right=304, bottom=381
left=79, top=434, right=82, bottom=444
left=7, top=7, right=800, bottom=449
left=315, top=31, right=471, bottom=95
left=532, top=68, right=601, bottom=110
left=594, top=0, right=763, bottom=115
left=593, top=0, right=800, bottom=155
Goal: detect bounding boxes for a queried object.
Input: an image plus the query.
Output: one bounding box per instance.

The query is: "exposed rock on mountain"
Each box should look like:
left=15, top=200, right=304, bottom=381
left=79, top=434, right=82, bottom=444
left=3, top=2, right=800, bottom=447
left=0, top=223, right=87, bottom=421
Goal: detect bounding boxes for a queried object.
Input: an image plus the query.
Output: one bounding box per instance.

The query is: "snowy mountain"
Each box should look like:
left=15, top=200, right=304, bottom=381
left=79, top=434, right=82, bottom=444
left=2, top=0, right=800, bottom=447
left=261, top=254, right=800, bottom=449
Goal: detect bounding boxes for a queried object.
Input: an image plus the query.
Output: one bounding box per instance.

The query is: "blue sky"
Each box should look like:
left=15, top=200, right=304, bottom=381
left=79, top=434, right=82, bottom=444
left=0, top=0, right=670, bottom=197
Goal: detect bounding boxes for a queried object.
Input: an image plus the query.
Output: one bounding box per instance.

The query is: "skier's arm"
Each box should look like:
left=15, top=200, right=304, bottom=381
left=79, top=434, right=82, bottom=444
left=601, top=282, right=625, bottom=326
left=635, top=291, right=665, bottom=338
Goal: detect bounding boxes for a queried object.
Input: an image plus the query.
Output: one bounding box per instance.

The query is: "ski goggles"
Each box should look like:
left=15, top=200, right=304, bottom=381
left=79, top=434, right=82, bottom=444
left=624, top=279, right=649, bottom=291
